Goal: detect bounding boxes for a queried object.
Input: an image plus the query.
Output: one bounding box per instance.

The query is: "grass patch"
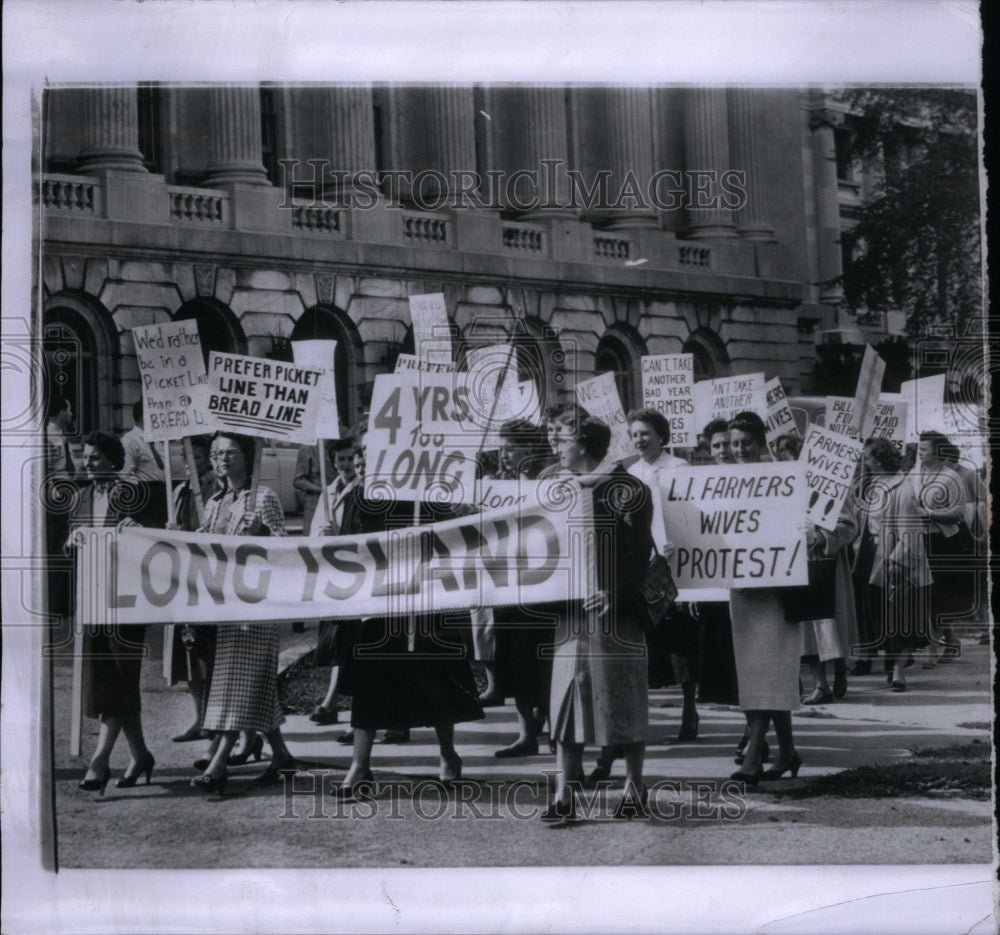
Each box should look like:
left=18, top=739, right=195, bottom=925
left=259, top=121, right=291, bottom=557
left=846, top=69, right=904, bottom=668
left=783, top=739, right=992, bottom=800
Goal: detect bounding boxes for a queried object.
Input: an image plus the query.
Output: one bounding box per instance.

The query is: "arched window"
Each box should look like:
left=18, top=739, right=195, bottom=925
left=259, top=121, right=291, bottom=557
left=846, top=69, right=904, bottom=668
left=595, top=326, right=647, bottom=413
left=290, top=306, right=364, bottom=430
left=174, top=298, right=247, bottom=368
left=683, top=327, right=729, bottom=382
left=43, top=294, right=118, bottom=436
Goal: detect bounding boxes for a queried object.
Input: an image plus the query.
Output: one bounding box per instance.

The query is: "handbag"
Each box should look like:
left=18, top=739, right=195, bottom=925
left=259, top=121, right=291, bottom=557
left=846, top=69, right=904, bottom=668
left=639, top=547, right=679, bottom=632
left=782, top=556, right=838, bottom=622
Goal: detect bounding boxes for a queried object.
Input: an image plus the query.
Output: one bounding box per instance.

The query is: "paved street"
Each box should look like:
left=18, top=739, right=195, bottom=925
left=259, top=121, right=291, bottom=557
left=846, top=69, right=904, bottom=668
left=47, top=627, right=993, bottom=870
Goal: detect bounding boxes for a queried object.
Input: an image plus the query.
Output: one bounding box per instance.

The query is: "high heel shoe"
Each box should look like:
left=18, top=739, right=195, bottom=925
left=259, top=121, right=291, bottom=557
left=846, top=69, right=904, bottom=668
left=115, top=752, right=155, bottom=788
left=540, top=790, right=577, bottom=823
left=252, top=755, right=297, bottom=786
left=729, top=767, right=763, bottom=789
left=227, top=733, right=264, bottom=766
left=78, top=766, right=111, bottom=796
left=586, top=763, right=613, bottom=785
left=761, top=752, right=802, bottom=780
left=193, top=757, right=211, bottom=771
left=331, top=770, right=375, bottom=800
left=191, top=771, right=227, bottom=795
left=677, top=712, right=700, bottom=742
left=439, top=754, right=463, bottom=786
left=613, top=784, right=650, bottom=820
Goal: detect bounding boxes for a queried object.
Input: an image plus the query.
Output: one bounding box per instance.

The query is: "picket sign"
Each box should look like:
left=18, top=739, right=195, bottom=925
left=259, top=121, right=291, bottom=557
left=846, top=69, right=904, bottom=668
left=640, top=354, right=696, bottom=448
left=692, top=372, right=766, bottom=437
left=576, top=372, right=633, bottom=463
left=764, top=377, right=800, bottom=458
left=900, top=374, right=947, bottom=442
left=409, top=293, right=453, bottom=366
left=800, top=424, right=864, bottom=532
left=824, top=397, right=860, bottom=438
left=292, top=340, right=340, bottom=440
left=872, top=394, right=908, bottom=453
left=394, top=353, right=455, bottom=374
left=852, top=346, right=887, bottom=439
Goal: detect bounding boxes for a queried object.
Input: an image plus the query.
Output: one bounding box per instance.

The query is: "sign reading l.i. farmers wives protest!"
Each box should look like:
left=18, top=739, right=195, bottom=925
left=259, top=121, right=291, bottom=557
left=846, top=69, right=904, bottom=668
left=365, top=371, right=479, bottom=503
left=206, top=351, right=323, bottom=443
left=132, top=320, right=210, bottom=441
left=640, top=354, right=695, bottom=447
left=576, top=372, right=634, bottom=463
left=801, top=424, right=864, bottom=531
left=658, top=462, right=808, bottom=590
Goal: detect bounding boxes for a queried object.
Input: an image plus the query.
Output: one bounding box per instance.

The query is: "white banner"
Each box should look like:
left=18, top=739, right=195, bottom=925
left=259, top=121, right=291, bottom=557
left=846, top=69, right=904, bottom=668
left=291, top=339, right=340, bottom=439
left=801, top=424, right=864, bottom=531
left=365, top=372, right=479, bottom=503
left=575, top=372, right=634, bottom=463
left=900, top=374, right=947, bottom=441
left=409, top=293, right=452, bottom=365
left=764, top=377, right=800, bottom=458
left=658, top=462, right=808, bottom=590
left=640, top=354, right=695, bottom=447
left=91, top=495, right=586, bottom=624
left=132, top=320, right=210, bottom=441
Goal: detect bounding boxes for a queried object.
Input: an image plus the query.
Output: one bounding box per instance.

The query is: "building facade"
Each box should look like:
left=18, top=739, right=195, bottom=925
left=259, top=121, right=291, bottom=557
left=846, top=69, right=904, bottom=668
left=39, top=84, right=847, bottom=436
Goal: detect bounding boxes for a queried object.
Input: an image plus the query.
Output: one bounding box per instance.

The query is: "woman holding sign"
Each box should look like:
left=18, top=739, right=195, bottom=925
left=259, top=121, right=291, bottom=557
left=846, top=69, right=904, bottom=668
left=726, top=412, right=803, bottom=786
left=546, top=414, right=654, bottom=822
left=190, top=431, right=297, bottom=794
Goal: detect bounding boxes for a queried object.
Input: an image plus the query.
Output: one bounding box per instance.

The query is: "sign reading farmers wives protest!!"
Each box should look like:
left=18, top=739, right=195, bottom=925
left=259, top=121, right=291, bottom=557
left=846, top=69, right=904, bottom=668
left=640, top=354, right=695, bottom=447
left=365, top=372, right=479, bottom=504
left=576, top=372, right=634, bottom=463
left=99, top=495, right=584, bottom=625
left=409, top=292, right=453, bottom=365
left=291, top=339, right=340, bottom=439
left=693, top=372, right=766, bottom=435
left=801, top=424, right=864, bottom=532
left=764, top=377, right=800, bottom=458
left=206, top=351, right=323, bottom=443
left=657, top=462, right=808, bottom=590
left=132, top=320, right=210, bottom=441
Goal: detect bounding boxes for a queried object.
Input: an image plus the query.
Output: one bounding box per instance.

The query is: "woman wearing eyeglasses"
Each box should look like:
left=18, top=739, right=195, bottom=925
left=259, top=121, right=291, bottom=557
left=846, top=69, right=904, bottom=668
left=190, top=431, right=297, bottom=794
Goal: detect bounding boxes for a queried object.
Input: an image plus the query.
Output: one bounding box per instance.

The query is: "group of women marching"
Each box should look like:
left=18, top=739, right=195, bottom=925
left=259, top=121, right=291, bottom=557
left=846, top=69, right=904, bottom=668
left=57, top=393, right=985, bottom=817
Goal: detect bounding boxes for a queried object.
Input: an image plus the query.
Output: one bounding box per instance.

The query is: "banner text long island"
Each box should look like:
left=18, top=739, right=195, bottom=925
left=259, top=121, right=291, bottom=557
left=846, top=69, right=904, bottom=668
left=106, top=498, right=583, bottom=624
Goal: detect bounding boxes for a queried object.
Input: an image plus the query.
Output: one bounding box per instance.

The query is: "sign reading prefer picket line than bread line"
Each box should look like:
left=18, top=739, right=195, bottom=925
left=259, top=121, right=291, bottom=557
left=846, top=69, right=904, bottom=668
left=207, top=351, right=323, bottom=443
left=658, top=462, right=808, bottom=590
left=132, top=320, right=210, bottom=442
left=801, top=423, right=864, bottom=532
left=365, top=371, right=479, bottom=504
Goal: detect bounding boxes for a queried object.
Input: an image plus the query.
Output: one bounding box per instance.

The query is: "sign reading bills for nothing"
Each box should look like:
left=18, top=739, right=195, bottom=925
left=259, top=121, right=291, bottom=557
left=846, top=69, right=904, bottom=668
left=658, top=462, right=808, bottom=590
left=640, top=354, right=695, bottom=447
left=365, top=372, right=479, bottom=503
left=801, top=424, right=864, bottom=531
left=206, top=351, right=324, bottom=443
left=99, top=496, right=584, bottom=624
left=132, top=320, right=210, bottom=441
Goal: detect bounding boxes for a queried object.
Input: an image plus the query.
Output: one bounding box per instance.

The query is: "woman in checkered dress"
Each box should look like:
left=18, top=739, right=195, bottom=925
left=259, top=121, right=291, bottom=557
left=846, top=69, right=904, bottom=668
left=190, top=432, right=296, bottom=794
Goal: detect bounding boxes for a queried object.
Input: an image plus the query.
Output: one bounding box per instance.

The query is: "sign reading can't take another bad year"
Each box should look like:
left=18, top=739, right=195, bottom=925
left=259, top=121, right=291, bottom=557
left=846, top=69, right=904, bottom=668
left=640, top=354, right=695, bottom=447
left=206, top=351, right=323, bottom=443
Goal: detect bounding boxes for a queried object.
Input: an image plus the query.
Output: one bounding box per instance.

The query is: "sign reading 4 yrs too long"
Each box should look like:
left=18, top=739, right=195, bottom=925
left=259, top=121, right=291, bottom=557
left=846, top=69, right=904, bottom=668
left=365, top=373, right=479, bottom=504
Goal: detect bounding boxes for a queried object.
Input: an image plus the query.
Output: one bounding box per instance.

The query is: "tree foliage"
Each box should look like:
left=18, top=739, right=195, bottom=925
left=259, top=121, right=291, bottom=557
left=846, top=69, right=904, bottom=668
left=836, top=88, right=982, bottom=337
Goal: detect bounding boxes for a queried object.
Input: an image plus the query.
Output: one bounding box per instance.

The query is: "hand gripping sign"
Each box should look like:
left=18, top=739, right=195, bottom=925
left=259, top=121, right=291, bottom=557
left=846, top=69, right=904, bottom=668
left=365, top=371, right=480, bottom=504
left=658, top=462, right=809, bottom=590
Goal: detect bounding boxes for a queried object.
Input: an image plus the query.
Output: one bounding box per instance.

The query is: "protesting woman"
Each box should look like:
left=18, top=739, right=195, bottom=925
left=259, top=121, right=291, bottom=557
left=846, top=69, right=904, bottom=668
left=71, top=432, right=155, bottom=794
left=190, top=432, right=297, bottom=794
left=547, top=415, right=654, bottom=821
left=726, top=412, right=802, bottom=786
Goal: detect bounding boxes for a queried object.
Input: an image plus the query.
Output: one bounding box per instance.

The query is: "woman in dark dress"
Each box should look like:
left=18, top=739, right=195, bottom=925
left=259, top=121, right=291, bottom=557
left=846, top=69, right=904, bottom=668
left=71, top=431, right=156, bottom=794
left=333, top=491, right=484, bottom=798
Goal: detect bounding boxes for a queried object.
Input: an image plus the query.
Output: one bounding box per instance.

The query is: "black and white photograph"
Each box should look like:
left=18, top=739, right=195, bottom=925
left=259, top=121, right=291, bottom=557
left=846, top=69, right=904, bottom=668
left=2, top=1, right=995, bottom=933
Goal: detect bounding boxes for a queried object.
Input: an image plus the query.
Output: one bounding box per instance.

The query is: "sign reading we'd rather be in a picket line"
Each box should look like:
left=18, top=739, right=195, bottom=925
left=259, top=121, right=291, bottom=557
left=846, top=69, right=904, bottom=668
left=576, top=372, right=634, bottom=463
left=132, top=320, right=210, bottom=442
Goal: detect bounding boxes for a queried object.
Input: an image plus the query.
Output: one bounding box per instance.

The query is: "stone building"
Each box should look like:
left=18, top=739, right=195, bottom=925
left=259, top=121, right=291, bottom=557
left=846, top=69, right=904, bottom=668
left=39, top=84, right=847, bottom=436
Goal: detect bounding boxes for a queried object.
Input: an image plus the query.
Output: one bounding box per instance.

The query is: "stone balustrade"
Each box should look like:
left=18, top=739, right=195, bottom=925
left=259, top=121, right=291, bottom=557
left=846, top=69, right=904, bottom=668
left=402, top=212, right=450, bottom=246
left=41, top=175, right=100, bottom=213
left=291, top=203, right=343, bottom=235
left=501, top=223, right=546, bottom=255
left=678, top=245, right=712, bottom=268
left=593, top=236, right=631, bottom=261
left=167, top=186, right=228, bottom=224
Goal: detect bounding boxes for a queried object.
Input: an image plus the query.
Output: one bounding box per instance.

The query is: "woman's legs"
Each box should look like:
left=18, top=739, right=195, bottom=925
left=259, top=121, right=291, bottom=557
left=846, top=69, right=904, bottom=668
left=343, top=728, right=376, bottom=786
left=770, top=710, right=797, bottom=765
left=554, top=742, right=585, bottom=805
left=319, top=666, right=340, bottom=710
left=622, top=741, right=646, bottom=793
left=203, top=731, right=237, bottom=779
left=435, top=723, right=462, bottom=780
left=738, top=711, right=771, bottom=773
left=120, top=712, right=152, bottom=768
left=84, top=715, right=122, bottom=778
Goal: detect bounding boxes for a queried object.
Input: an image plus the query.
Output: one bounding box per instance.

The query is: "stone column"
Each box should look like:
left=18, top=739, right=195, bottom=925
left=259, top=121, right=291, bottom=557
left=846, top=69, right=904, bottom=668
left=604, top=87, right=658, bottom=229
left=422, top=86, right=476, bottom=204
left=77, top=86, right=147, bottom=173
left=726, top=87, right=774, bottom=241
left=316, top=86, right=376, bottom=201
left=204, top=86, right=269, bottom=186
left=682, top=88, right=738, bottom=239
left=810, top=103, right=844, bottom=303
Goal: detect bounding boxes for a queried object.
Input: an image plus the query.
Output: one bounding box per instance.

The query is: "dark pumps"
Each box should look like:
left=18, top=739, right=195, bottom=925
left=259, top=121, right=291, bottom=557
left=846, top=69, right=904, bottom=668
left=191, top=771, right=228, bottom=795
left=227, top=733, right=265, bottom=766
left=729, top=767, right=763, bottom=789
left=761, top=752, right=803, bottom=781
left=115, top=752, right=155, bottom=788
left=252, top=755, right=297, bottom=786
left=78, top=766, right=111, bottom=796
